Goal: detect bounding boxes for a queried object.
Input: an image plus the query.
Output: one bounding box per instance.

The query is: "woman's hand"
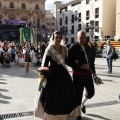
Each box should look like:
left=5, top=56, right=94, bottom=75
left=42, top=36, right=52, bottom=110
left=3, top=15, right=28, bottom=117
left=81, top=63, right=89, bottom=70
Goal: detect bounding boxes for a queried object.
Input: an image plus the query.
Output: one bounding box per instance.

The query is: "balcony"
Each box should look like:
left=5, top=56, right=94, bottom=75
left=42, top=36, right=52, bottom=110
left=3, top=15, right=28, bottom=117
left=95, top=13, right=99, bottom=18
left=86, top=27, right=89, bottom=33
left=86, top=16, right=89, bottom=20
left=71, top=29, right=74, bottom=34
left=21, top=5, right=26, bottom=10
left=78, top=18, right=81, bottom=22
left=95, top=26, right=99, bottom=32
left=59, top=22, right=62, bottom=26
left=65, top=21, right=68, bottom=25
left=35, top=7, right=40, bottom=10
left=71, top=19, right=74, bottom=23
left=77, top=28, right=81, bottom=31
left=9, top=5, right=14, bottom=9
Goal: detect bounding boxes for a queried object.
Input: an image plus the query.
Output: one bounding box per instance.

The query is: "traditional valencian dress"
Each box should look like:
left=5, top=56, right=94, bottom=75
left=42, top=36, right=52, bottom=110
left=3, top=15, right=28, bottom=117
left=36, top=44, right=77, bottom=120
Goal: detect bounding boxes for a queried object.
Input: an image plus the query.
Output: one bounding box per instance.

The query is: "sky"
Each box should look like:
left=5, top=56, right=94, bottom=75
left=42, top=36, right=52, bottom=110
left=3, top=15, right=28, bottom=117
left=45, top=0, right=71, bottom=10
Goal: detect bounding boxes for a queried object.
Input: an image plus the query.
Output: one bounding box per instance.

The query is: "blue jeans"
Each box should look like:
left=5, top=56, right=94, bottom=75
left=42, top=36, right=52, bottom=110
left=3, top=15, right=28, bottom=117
left=106, top=57, right=113, bottom=73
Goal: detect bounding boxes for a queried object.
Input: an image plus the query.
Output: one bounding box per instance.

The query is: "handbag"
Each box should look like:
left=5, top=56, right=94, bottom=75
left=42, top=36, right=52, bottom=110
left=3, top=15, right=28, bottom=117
left=112, top=52, right=118, bottom=59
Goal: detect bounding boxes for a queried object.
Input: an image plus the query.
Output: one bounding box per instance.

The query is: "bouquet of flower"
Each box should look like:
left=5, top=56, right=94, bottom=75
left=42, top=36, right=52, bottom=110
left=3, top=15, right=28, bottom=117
left=37, top=67, right=50, bottom=91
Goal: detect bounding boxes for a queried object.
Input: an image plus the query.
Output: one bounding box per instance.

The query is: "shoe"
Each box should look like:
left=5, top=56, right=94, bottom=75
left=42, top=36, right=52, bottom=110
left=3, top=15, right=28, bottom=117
left=77, top=116, right=82, bottom=120
left=81, top=106, right=86, bottom=114
left=106, top=71, right=110, bottom=74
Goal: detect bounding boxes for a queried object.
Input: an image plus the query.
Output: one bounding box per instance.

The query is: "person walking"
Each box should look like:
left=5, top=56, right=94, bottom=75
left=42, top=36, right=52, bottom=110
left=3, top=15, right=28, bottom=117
left=67, top=30, right=101, bottom=120
left=99, top=41, right=105, bottom=57
left=35, top=31, right=77, bottom=120
left=105, top=39, right=114, bottom=74
left=24, top=44, right=31, bottom=73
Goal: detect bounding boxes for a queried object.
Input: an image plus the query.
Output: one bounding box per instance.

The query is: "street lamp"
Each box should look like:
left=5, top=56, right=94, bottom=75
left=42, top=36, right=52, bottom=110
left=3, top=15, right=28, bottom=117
left=88, top=22, right=99, bottom=41
left=35, top=15, right=37, bottom=43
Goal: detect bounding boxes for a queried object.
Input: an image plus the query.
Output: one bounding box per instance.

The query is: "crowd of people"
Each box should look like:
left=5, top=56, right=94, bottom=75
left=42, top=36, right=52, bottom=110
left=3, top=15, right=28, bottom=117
left=0, top=40, right=49, bottom=72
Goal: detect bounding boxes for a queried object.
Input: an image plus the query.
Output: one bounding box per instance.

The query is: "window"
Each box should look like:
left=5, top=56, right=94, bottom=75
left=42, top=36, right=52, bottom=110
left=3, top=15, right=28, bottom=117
left=62, top=26, right=65, bottom=34
left=60, top=9, right=62, bottom=13
left=10, top=2, right=14, bottom=8
left=86, top=0, right=90, bottom=4
left=21, top=3, right=26, bottom=9
left=78, top=24, right=81, bottom=31
left=94, top=36, right=99, bottom=41
left=90, top=20, right=94, bottom=26
left=65, top=16, right=68, bottom=24
left=71, top=38, right=74, bottom=44
left=35, top=4, right=39, bottom=10
left=95, top=21, right=99, bottom=32
left=60, top=27, right=62, bottom=34
left=65, top=38, right=68, bottom=42
left=60, top=7, right=68, bottom=13
left=95, top=8, right=99, bottom=18
left=105, top=36, right=110, bottom=40
left=71, top=25, right=74, bottom=34
left=78, top=13, right=81, bottom=22
left=86, top=10, right=90, bottom=20
left=65, top=26, right=68, bottom=34
left=86, top=23, right=89, bottom=32
left=86, top=37, right=90, bottom=42
left=71, top=15, right=74, bottom=23
left=95, top=21, right=99, bottom=27
left=60, top=18, right=62, bottom=26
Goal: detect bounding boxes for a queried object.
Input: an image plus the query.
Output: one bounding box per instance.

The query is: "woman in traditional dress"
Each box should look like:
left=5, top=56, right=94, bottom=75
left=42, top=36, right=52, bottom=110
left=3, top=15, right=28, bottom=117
left=37, top=31, right=77, bottom=120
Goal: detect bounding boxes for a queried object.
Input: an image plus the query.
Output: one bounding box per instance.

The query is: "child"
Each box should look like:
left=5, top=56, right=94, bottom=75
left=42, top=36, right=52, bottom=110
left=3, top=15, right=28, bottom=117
left=18, top=49, right=25, bottom=67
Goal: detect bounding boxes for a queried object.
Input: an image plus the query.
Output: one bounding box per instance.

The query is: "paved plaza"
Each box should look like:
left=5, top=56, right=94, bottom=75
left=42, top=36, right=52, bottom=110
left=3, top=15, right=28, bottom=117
left=0, top=58, right=120, bottom=120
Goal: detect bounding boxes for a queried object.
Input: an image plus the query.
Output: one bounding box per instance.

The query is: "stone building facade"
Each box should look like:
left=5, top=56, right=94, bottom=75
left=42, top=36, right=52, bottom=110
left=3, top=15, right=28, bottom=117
left=0, top=0, right=46, bottom=41
left=45, top=10, right=56, bottom=40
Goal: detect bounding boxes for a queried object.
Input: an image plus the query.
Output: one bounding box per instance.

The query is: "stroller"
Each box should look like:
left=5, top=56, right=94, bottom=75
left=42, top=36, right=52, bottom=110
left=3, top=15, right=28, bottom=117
left=2, top=51, right=11, bottom=68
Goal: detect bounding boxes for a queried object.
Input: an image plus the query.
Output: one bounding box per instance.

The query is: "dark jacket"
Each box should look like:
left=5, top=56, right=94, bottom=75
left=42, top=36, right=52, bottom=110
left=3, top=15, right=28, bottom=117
left=67, top=42, right=95, bottom=74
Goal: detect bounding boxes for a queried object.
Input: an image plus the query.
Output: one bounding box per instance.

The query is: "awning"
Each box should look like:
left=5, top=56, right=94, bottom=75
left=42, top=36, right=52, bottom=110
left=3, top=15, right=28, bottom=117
left=4, top=19, right=26, bottom=25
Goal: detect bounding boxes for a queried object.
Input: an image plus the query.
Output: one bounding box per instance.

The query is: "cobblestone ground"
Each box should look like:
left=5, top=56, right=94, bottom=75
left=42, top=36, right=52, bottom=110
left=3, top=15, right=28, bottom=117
left=0, top=58, right=120, bottom=120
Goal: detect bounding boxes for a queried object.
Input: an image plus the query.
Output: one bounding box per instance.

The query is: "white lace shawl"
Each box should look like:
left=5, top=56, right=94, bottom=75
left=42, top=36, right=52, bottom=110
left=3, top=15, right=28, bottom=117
left=41, top=44, right=68, bottom=67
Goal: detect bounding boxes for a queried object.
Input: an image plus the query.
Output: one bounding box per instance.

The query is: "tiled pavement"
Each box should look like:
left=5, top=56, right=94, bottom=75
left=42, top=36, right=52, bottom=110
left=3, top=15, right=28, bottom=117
left=0, top=58, right=120, bottom=120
